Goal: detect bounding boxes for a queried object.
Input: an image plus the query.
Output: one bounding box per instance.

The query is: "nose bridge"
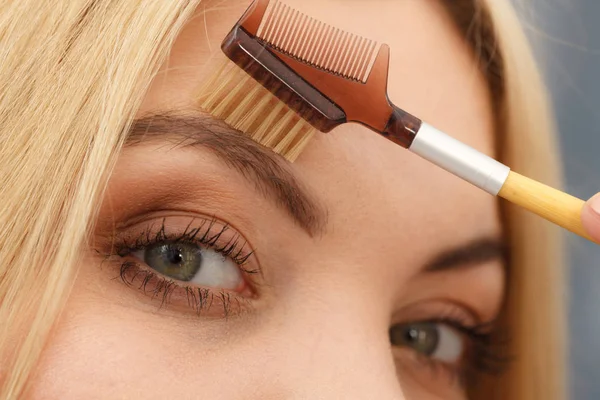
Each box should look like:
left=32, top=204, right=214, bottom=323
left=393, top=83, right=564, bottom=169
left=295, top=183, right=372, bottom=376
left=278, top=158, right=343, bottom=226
left=270, top=283, right=406, bottom=400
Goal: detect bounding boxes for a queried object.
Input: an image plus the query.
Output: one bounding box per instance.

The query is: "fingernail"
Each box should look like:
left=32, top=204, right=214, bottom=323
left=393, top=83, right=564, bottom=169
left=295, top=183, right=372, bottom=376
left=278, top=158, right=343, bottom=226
left=589, top=193, right=600, bottom=216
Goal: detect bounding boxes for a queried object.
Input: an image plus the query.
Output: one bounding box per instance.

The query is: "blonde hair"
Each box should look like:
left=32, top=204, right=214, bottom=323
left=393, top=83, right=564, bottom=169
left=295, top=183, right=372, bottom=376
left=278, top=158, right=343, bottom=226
left=471, top=1, right=565, bottom=399
left=0, top=1, right=564, bottom=399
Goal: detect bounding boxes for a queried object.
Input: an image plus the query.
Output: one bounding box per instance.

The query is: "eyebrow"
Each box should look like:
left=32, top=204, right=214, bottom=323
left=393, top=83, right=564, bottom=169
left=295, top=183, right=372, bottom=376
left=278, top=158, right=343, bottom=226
left=424, top=238, right=508, bottom=272
left=125, top=112, right=327, bottom=236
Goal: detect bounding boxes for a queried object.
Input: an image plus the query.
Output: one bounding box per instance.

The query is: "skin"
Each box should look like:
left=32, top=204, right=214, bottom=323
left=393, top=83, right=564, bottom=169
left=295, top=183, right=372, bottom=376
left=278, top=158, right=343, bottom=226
left=583, top=194, right=600, bottom=241
left=29, top=0, right=505, bottom=398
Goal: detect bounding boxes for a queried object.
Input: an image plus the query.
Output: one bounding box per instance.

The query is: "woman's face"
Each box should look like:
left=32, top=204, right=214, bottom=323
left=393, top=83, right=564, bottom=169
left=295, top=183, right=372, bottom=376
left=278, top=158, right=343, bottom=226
left=31, top=1, right=505, bottom=399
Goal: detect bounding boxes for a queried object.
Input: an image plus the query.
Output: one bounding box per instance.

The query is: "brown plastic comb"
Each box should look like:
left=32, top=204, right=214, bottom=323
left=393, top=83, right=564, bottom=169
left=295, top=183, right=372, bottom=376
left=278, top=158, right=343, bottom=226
left=198, top=0, right=598, bottom=244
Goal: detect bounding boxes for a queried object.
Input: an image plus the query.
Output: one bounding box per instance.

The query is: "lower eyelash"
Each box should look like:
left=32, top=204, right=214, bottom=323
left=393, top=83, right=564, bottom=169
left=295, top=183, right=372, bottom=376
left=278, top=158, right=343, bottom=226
left=118, top=261, right=249, bottom=317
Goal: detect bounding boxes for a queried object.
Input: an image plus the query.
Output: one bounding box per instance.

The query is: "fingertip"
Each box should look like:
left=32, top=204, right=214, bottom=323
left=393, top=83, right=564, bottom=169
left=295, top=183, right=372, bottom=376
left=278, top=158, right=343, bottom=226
left=582, top=193, right=600, bottom=242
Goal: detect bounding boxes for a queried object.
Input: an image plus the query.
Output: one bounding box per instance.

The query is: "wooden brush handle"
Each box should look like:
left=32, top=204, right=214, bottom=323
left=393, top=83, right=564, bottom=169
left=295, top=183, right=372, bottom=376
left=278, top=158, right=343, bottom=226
left=498, top=171, right=595, bottom=242
left=407, top=123, right=595, bottom=242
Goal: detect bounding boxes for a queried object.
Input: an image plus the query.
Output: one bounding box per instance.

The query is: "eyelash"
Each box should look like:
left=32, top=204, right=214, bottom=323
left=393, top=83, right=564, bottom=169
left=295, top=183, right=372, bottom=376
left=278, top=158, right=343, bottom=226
left=105, top=217, right=258, bottom=316
left=114, top=217, right=254, bottom=266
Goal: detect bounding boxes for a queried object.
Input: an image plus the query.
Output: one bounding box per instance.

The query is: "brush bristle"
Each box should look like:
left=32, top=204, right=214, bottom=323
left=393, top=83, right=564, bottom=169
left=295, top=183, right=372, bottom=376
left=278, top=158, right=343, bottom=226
left=197, top=58, right=318, bottom=162
left=255, top=0, right=380, bottom=83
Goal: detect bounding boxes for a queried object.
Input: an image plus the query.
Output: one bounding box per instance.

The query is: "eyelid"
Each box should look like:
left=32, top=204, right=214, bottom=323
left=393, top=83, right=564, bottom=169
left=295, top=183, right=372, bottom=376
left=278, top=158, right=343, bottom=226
left=392, top=300, right=482, bottom=329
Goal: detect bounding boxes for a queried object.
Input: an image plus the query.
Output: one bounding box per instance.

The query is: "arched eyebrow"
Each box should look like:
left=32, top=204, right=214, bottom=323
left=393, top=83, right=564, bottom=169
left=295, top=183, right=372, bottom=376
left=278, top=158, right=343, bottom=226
left=125, top=112, right=327, bottom=236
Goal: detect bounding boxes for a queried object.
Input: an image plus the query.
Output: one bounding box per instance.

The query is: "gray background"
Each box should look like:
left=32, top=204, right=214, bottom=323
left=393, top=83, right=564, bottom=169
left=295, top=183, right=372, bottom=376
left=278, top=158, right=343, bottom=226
left=516, top=0, right=600, bottom=398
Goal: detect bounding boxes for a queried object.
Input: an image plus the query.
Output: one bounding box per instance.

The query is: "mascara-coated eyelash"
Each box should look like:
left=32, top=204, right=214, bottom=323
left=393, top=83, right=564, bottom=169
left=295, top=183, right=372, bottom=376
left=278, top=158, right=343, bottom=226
left=114, top=217, right=255, bottom=268
left=102, top=216, right=259, bottom=317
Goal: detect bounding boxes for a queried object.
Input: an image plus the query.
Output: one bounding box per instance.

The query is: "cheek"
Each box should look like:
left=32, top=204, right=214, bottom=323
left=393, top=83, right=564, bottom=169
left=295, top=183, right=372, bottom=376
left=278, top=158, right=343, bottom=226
left=28, top=280, right=232, bottom=399
left=28, top=279, right=287, bottom=400
left=30, top=309, right=173, bottom=399
left=29, top=309, right=279, bottom=399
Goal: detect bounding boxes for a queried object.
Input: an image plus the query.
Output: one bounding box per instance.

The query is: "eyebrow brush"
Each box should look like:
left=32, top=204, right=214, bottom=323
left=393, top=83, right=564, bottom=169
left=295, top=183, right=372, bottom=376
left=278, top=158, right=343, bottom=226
left=197, top=0, right=596, bottom=243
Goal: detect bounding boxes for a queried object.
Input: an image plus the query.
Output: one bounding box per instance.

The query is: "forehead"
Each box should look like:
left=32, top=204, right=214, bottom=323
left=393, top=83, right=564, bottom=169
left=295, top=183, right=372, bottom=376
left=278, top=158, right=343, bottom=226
left=139, top=0, right=500, bottom=257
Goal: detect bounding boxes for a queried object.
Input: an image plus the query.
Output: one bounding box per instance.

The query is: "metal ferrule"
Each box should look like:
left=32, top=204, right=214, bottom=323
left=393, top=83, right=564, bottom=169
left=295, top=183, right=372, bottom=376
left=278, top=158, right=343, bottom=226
left=409, top=122, right=510, bottom=195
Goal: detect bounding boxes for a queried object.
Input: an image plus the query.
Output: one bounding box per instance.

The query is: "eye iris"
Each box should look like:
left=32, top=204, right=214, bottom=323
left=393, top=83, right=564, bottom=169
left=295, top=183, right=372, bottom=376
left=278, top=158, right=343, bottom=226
left=389, top=323, right=439, bottom=356
left=144, top=243, right=203, bottom=281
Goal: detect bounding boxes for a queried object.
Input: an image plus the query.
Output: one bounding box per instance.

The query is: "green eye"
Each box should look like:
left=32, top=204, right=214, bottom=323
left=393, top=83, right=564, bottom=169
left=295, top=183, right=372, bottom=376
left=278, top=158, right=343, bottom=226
left=389, top=322, right=464, bottom=363
left=131, top=241, right=243, bottom=290
left=142, top=243, right=203, bottom=281
left=389, top=322, right=439, bottom=356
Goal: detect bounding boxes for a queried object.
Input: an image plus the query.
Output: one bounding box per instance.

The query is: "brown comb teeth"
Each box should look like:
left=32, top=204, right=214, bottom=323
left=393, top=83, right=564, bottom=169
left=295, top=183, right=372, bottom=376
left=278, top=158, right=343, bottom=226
left=255, top=0, right=380, bottom=83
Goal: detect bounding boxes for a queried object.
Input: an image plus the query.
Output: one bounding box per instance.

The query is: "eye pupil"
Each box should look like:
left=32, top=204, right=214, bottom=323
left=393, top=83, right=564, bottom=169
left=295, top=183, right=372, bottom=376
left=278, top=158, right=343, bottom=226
left=165, top=246, right=184, bottom=264
left=405, top=327, right=420, bottom=342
